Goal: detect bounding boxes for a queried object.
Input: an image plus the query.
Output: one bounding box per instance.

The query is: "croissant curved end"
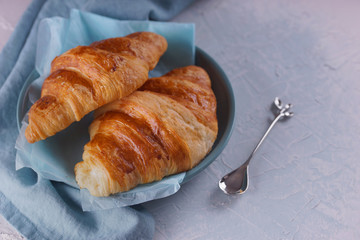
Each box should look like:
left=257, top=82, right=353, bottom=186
left=75, top=159, right=116, bottom=197
left=24, top=125, right=37, bottom=144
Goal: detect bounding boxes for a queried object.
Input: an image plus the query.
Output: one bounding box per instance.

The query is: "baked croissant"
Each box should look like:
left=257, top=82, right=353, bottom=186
left=25, top=32, right=167, bottom=143
left=75, top=66, right=218, bottom=197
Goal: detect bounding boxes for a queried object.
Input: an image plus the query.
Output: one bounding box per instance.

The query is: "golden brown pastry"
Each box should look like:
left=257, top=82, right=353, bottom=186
left=75, top=66, right=218, bottom=197
left=25, top=32, right=167, bottom=143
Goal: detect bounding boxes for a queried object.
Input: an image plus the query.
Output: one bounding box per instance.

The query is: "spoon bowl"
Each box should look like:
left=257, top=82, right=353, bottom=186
left=219, top=164, right=249, bottom=194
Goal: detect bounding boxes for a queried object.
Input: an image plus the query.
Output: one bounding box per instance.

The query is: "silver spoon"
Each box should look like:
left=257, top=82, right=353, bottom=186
left=219, top=97, right=294, bottom=195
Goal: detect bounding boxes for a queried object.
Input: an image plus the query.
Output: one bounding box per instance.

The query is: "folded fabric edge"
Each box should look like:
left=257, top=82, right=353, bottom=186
left=80, top=172, right=186, bottom=211
left=148, top=0, right=195, bottom=21
left=0, top=191, right=46, bottom=239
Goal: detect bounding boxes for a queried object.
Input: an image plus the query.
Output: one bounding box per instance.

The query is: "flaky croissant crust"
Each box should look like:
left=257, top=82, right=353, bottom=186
left=75, top=66, right=218, bottom=197
left=25, top=32, right=167, bottom=143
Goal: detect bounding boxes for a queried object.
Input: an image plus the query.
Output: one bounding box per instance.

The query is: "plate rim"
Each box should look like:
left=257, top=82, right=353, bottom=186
left=16, top=69, right=39, bottom=132
left=182, top=47, right=236, bottom=183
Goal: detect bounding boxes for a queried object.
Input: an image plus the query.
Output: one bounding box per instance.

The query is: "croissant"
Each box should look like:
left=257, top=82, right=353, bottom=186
left=25, top=32, right=167, bottom=143
left=75, top=66, right=218, bottom=197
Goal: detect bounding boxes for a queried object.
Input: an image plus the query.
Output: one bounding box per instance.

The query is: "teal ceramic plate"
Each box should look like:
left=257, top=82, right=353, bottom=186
left=16, top=47, right=235, bottom=185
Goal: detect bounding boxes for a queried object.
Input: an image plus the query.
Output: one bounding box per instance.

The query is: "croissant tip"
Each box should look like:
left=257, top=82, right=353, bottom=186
left=75, top=160, right=114, bottom=197
left=25, top=126, right=36, bottom=144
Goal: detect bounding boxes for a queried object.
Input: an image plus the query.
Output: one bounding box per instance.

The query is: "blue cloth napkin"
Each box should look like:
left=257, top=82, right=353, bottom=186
left=0, top=0, right=194, bottom=239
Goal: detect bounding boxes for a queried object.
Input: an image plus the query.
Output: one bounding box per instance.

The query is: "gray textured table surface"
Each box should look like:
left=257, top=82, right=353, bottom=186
left=1, top=0, right=360, bottom=239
